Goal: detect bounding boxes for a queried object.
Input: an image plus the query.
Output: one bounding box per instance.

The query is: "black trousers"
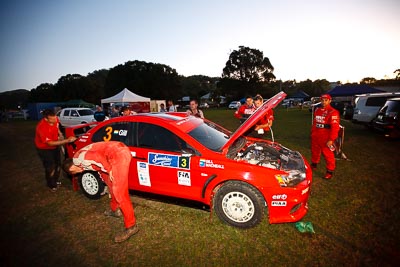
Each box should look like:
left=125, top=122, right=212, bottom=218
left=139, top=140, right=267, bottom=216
left=37, top=148, right=61, bottom=189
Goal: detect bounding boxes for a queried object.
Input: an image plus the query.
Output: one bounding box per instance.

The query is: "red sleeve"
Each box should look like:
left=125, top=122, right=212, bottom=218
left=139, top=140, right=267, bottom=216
left=329, top=109, right=340, bottom=141
left=234, top=105, right=244, bottom=119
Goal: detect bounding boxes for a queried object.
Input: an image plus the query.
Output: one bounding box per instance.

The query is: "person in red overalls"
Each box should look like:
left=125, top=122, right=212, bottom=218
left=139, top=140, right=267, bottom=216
left=254, top=95, right=274, bottom=133
left=63, top=141, right=138, bottom=243
left=311, top=94, right=340, bottom=179
left=245, top=95, right=274, bottom=137
left=235, top=96, right=256, bottom=124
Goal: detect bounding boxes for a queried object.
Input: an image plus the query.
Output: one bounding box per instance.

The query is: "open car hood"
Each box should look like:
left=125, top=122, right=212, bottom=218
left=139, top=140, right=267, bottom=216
left=221, top=91, right=287, bottom=152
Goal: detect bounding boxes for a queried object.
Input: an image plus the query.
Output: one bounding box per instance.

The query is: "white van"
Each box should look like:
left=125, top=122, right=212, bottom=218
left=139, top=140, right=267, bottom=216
left=352, top=92, right=400, bottom=124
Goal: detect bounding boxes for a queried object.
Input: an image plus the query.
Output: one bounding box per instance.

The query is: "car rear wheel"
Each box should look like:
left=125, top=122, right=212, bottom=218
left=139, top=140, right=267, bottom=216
left=213, top=181, right=265, bottom=228
left=78, top=171, right=105, bottom=200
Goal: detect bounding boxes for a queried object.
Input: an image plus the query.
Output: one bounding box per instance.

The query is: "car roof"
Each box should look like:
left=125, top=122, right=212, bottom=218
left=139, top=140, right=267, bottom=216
left=386, top=97, right=400, bottom=101
left=61, top=107, right=92, bottom=110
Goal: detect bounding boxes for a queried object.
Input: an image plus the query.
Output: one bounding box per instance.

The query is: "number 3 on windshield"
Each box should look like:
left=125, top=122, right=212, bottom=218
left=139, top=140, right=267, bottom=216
left=103, top=126, right=113, bottom=141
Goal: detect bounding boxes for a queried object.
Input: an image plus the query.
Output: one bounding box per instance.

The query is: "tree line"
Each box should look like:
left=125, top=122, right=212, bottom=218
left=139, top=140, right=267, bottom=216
left=1, top=46, right=399, bottom=110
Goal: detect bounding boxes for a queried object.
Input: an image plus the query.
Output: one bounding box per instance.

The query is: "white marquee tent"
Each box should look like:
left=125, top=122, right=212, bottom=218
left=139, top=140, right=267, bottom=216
left=101, top=88, right=150, bottom=104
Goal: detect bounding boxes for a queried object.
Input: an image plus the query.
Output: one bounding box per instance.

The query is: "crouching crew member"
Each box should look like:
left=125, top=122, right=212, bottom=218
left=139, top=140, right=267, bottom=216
left=63, top=141, right=138, bottom=243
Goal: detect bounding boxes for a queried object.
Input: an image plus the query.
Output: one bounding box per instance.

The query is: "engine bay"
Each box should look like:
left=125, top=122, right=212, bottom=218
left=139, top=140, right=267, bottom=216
left=235, top=142, right=306, bottom=172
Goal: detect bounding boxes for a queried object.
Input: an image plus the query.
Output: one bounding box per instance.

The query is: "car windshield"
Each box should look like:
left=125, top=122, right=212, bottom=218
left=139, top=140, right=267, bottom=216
left=188, top=120, right=230, bottom=151
left=386, top=100, right=400, bottom=113
left=78, top=109, right=94, bottom=116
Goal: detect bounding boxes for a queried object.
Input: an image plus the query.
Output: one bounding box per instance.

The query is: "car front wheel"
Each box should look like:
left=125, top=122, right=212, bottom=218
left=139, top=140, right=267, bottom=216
left=213, top=181, right=265, bottom=229
left=78, top=171, right=105, bottom=200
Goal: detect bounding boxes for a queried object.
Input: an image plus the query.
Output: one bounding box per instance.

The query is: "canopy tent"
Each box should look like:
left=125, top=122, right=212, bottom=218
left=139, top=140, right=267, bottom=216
left=101, top=88, right=150, bottom=104
left=326, top=84, right=383, bottom=97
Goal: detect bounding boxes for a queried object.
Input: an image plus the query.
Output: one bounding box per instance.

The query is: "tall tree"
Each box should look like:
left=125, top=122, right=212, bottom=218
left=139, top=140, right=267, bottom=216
left=222, top=46, right=275, bottom=83
left=104, top=60, right=182, bottom=100
left=29, top=83, right=55, bottom=102
left=394, top=69, right=400, bottom=80
left=360, top=77, right=377, bottom=84
left=220, top=46, right=275, bottom=98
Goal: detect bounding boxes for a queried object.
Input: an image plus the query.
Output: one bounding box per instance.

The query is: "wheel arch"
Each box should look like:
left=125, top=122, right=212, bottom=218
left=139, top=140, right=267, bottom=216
left=203, top=177, right=267, bottom=207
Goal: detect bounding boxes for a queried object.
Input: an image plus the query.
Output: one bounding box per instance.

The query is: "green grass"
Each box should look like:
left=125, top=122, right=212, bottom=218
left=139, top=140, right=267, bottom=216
left=0, top=109, right=399, bottom=266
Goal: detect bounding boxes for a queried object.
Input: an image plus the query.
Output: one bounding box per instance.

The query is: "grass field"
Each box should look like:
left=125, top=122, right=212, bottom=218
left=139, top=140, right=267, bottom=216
left=0, top=108, right=399, bottom=266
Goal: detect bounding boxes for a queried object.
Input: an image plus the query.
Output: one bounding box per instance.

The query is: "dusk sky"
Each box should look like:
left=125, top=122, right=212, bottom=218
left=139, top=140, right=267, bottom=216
left=0, top=0, right=399, bottom=92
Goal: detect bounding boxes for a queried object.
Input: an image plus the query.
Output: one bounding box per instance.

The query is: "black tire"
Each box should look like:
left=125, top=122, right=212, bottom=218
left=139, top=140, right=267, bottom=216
left=213, top=181, right=265, bottom=229
left=78, top=171, right=105, bottom=200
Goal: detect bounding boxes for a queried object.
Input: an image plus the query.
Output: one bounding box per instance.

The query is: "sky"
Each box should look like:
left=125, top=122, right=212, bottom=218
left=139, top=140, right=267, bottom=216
left=0, top=0, right=399, bottom=92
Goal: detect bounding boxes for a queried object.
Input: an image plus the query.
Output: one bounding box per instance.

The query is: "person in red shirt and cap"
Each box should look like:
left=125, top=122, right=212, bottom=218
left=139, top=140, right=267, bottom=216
left=311, top=94, right=340, bottom=179
left=63, top=141, right=138, bottom=243
left=35, top=109, right=77, bottom=192
left=234, top=96, right=256, bottom=124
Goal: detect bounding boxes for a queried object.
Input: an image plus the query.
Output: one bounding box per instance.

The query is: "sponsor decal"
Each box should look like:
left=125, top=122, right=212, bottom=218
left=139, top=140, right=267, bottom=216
left=302, top=187, right=309, bottom=195
left=199, top=159, right=224, bottom=169
left=178, top=171, right=191, bottom=186
left=176, top=118, right=190, bottom=125
left=148, top=153, right=190, bottom=169
left=137, top=162, right=151, bottom=187
left=271, top=201, right=287, bottom=206
left=78, top=139, right=88, bottom=143
left=149, top=153, right=178, bottom=167
left=113, top=129, right=128, bottom=136
left=272, top=194, right=287, bottom=200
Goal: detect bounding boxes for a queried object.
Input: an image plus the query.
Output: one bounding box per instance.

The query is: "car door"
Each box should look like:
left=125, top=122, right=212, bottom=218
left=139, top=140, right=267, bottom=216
left=69, top=109, right=80, bottom=125
left=130, top=122, right=203, bottom=199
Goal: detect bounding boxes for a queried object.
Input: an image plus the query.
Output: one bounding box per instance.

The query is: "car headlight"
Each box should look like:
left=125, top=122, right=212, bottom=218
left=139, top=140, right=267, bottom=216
left=275, top=170, right=306, bottom=187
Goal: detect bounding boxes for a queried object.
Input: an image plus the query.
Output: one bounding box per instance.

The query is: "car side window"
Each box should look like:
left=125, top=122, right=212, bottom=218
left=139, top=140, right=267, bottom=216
left=62, top=110, right=70, bottom=116
left=70, top=110, right=79, bottom=117
left=91, top=122, right=133, bottom=146
left=137, top=122, right=187, bottom=152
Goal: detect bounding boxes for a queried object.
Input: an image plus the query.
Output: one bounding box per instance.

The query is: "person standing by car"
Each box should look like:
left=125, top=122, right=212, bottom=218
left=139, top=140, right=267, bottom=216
left=167, top=100, right=177, bottom=112
left=121, top=106, right=136, bottom=116
left=35, top=109, right=77, bottom=192
left=110, top=106, right=120, bottom=117
left=159, top=103, right=167, bottom=112
left=311, top=94, right=340, bottom=179
left=62, top=141, right=139, bottom=243
left=235, top=96, right=256, bottom=124
left=94, top=105, right=106, bottom=122
left=186, top=99, right=204, bottom=118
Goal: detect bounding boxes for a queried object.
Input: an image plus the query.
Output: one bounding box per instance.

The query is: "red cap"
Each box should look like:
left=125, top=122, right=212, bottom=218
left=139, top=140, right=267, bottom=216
left=321, top=94, right=332, bottom=100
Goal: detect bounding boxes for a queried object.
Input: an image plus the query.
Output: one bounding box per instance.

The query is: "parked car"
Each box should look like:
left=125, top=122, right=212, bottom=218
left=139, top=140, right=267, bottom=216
left=372, top=98, right=400, bottom=138
left=228, top=101, right=241, bottom=109
left=199, top=102, right=209, bottom=109
left=65, top=92, right=312, bottom=229
left=342, top=103, right=354, bottom=120
left=352, top=92, right=400, bottom=125
left=57, top=108, right=96, bottom=127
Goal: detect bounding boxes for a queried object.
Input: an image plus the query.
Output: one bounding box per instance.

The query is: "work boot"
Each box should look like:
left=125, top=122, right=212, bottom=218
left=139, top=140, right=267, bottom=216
left=114, top=225, right=139, bottom=243
left=324, top=171, right=333, bottom=179
left=311, top=163, right=317, bottom=170
left=104, top=208, right=122, bottom=218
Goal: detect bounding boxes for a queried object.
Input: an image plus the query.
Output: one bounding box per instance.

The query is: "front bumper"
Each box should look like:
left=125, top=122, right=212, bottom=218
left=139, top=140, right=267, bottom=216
left=266, top=165, right=312, bottom=224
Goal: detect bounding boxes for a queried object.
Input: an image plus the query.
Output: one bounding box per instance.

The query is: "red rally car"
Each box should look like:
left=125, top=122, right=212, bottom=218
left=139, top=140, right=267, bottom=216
left=65, top=92, right=312, bottom=229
